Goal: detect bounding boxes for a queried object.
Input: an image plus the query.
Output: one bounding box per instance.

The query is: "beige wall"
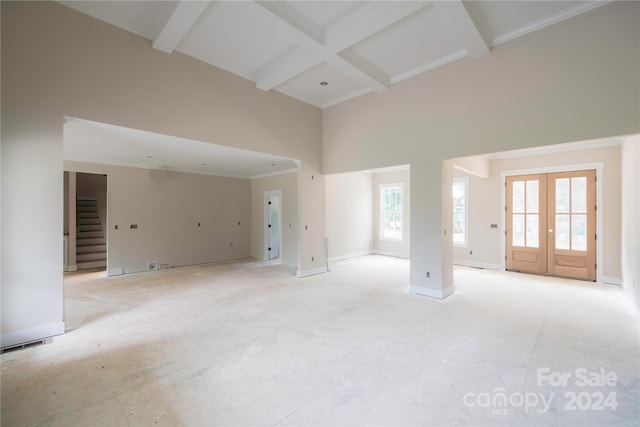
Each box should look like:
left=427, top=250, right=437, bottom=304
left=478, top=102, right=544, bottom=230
left=1, top=1, right=323, bottom=348
left=325, top=172, right=373, bottom=262
left=251, top=172, right=298, bottom=267
left=66, top=161, right=251, bottom=275
left=453, top=144, right=622, bottom=282
left=323, top=2, right=639, bottom=296
left=373, top=170, right=411, bottom=258
left=621, top=137, right=640, bottom=308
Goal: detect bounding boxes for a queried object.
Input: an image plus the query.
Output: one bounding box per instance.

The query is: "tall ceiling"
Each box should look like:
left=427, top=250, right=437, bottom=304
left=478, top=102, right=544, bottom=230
left=59, top=0, right=610, bottom=109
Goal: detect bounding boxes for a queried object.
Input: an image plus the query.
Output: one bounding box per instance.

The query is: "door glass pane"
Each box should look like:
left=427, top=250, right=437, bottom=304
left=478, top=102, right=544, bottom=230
left=513, top=214, right=525, bottom=246
left=572, top=214, right=587, bottom=251
left=512, top=181, right=524, bottom=213
left=556, top=178, right=570, bottom=213
left=526, top=214, right=539, bottom=248
left=526, top=180, right=539, bottom=213
left=556, top=214, right=570, bottom=250
left=572, top=177, right=587, bottom=213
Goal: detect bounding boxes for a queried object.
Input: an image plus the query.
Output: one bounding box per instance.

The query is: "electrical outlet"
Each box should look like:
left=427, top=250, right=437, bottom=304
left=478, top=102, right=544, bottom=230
left=426, top=272, right=430, bottom=278
left=147, top=261, right=157, bottom=271
left=229, top=242, right=234, bottom=247
left=469, top=250, right=473, bottom=255
left=312, top=257, right=314, bottom=261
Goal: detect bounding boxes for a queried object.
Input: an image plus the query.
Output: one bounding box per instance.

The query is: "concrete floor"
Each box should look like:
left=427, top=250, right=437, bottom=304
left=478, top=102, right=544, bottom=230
left=1, top=255, right=638, bottom=426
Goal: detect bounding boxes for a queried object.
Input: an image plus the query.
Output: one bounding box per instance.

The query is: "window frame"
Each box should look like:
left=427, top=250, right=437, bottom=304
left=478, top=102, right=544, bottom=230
left=379, top=183, right=404, bottom=242
left=452, top=176, right=469, bottom=248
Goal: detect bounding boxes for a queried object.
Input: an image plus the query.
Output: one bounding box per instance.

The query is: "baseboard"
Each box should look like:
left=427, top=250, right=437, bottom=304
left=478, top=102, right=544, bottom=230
left=64, top=264, right=78, bottom=272
left=409, top=284, right=455, bottom=299
left=371, top=250, right=409, bottom=259
left=453, top=260, right=502, bottom=270
left=107, top=267, right=124, bottom=276
left=328, top=251, right=371, bottom=264
left=1, top=321, right=65, bottom=350
left=601, top=276, right=622, bottom=285
left=296, top=266, right=328, bottom=278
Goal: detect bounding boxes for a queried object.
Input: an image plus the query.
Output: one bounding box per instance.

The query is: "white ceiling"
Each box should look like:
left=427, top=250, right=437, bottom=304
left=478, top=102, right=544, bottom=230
left=58, top=0, right=611, bottom=109
left=64, top=118, right=298, bottom=179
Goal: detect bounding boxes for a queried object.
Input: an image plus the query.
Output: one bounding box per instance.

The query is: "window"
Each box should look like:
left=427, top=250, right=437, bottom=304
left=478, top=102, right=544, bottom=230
left=453, top=177, right=468, bottom=246
left=380, top=184, right=403, bottom=240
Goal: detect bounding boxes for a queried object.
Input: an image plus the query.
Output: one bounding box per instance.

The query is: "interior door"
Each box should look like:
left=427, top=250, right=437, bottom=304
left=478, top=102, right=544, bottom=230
left=506, top=174, right=548, bottom=275
left=268, top=196, right=280, bottom=260
left=547, top=170, right=596, bottom=280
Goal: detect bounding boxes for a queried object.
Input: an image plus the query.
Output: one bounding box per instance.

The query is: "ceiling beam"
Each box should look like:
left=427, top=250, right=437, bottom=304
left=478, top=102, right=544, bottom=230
left=153, top=1, right=211, bottom=54
left=252, top=0, right=429, bottom=93
left=433, top=0, right=492, bottom=58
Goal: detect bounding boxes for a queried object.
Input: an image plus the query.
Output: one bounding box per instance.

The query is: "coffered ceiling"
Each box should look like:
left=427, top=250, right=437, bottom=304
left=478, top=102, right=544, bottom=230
left=59, top=0, right=610, bottom=108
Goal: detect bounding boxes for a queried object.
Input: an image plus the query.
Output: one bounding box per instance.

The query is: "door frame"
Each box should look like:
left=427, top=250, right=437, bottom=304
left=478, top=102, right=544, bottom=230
left=501, top=162, right=603, bottom=282
left=263, top=190, right=282, bottom=262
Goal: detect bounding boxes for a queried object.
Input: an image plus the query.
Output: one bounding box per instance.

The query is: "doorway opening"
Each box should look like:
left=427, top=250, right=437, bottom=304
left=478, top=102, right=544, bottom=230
left=504, top=168, right=598, bottom=281
left=64, top=171, right=108, bottom=273
left=264, top=190, right=282, bottom=262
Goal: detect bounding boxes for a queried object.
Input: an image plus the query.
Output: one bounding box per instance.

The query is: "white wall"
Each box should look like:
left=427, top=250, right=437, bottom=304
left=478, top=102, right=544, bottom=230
left=296, top=163, right=327, bottom=277
left=323, top=2, right=639, bottom=297
left=621, top=137, right=640, bottom=309
left=1, top=1, right=323, bottom=348
left=373, top=170, right=410, bottom=258
left=66, top=161, right=251, bottom=275
left=251, top=171, right=298, bottom=267
left=325, top=172, right=373, bottom=262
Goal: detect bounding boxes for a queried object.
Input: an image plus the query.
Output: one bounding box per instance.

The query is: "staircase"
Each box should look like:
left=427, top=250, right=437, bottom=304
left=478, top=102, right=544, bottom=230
left=76, top=198, right=106, bottom=269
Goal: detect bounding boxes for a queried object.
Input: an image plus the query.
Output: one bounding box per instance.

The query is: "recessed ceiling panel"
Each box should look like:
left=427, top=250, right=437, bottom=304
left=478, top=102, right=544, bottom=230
left=176, top=1, right=298, bottom=80
left=287, top=1, right=365, bottom=28
left=478, top=1, right=585, bottom=43
left=59, top=1, right=178, bottom=40
left=275, top=62, right=366, bottom=108
left=351, top=3, right=464, bottom=81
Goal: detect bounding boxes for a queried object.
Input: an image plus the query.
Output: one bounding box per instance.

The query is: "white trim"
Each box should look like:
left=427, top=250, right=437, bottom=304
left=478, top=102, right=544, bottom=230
left=491, top=1, right=612, bottom=47
left=454, top=260, right=502, bottom=270
left=1, top=321, right=65, bottom=350
left=409, top=284, right=455, bottom=299
left=601, top=276, right=622, bottom=286
left=107, top=267, right=124, bottom=276
left=296, top=266, right=328, bottom=278
left=328, top=250, right=371, bottom=264
left=65, top=264, right=78, bottom=272
left=500, top=163, right=604, bottom=283
left=371, top=250, right=409, bottom=259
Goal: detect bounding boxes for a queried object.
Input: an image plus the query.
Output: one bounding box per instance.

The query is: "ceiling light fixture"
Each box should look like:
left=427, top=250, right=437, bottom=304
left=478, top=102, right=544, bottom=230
left=201, top=163, right=208, bottom=166
left=320, top=81, right=328, bottom=86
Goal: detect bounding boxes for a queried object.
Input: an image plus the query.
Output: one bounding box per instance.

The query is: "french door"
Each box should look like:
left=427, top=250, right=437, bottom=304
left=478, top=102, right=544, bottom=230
left=506, top=170, right=596, bottom=281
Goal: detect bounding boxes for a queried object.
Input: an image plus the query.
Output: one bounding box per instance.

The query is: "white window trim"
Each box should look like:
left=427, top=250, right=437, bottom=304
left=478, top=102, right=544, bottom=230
left=379, top=183, right=404, bottom=242
left=453, top=176, right=469, bottom=248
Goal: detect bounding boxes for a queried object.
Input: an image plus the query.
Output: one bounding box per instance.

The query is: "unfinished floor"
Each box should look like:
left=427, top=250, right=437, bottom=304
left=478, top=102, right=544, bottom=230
left=1, top=256, right=638, bottom=426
